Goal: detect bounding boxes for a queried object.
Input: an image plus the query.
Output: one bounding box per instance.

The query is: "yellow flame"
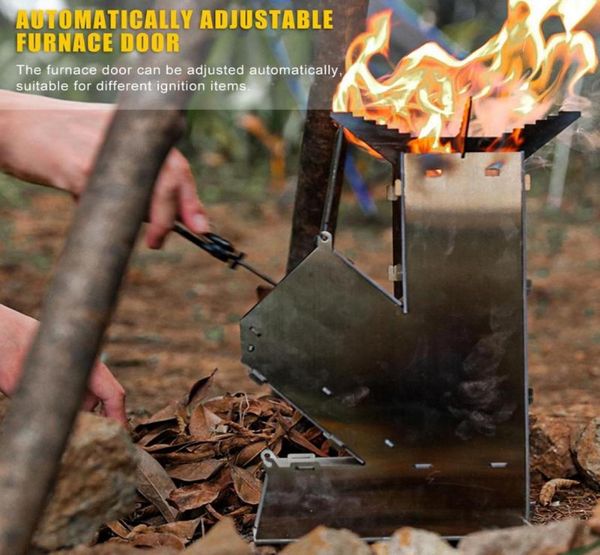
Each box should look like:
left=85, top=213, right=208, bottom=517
left=333, top=0, right=599, bottom=154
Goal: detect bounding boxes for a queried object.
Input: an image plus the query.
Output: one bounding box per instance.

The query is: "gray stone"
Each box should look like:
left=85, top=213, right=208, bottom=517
left=573, top=417, right=600, bottom=489
left=184, top=517, right=250, bottom=555
left=458, top=519, right=590, bottom=555
left=280, top=526, right=371, bottom=555
left=34, top=413, right=138, bottom=551
left=530, top=413, right=577, bottom=479
left=373, top=527, right=458, bottom=554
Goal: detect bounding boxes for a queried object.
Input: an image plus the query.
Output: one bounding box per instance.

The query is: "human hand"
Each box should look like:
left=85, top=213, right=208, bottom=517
left=0, top=304, right=127, bottom=425
left=0, top=91, right=209, bottom=248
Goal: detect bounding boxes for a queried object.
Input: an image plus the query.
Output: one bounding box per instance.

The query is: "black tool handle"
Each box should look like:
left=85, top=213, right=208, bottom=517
left=173, top=223, right=245, bottom=267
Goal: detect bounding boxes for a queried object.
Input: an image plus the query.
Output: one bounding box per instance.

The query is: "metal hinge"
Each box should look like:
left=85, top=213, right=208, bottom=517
left=388, top=264, right=403, bottom=282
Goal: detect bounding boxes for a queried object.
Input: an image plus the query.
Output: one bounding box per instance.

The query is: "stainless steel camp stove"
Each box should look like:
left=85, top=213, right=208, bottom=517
left=240, top=111, right=580, bottom=543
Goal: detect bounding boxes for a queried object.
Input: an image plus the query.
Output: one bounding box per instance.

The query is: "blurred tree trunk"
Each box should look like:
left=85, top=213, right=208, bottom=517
left=287, top=0, right=370, bottom=273
left=0, top=1, right=220, bottom=551
left=0, top=109, right=184, bottom=555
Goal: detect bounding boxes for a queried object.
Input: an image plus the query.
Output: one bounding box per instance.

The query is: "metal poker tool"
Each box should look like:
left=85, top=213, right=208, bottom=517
left=173, top=223, right=277, bottom=287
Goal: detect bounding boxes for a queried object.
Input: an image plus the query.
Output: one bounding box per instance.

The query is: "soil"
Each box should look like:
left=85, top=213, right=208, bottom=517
left=1, top=184, right=598, bottom=525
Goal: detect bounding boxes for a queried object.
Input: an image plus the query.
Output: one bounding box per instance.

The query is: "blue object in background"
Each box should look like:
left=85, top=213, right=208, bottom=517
left=371, top=0, right=467, bottom=58
left=345, top=155, right=378, bottom=216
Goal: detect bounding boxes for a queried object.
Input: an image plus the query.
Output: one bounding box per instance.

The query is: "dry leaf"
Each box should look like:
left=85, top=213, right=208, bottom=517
left=170, top=481, right=221, bottom=512
left=539, top=478, right=580, bottom=506
left=287, top=429, right=328, bottom=457
left=167, top=460, right=224, bottom=482
left=131, top=531, right=186, bottom=549
left=105, top=520, right=130, bottom=539
left=213, top=467, right=233, bottom=490
left=235, top=441, right=267, bottom=466
left=187, top=369, right=218, bottom=409
left=156, top=518, right=202, bottom=541
left=136, top=447, right=179, bottom=522
left=137, top=426, right=180, bottom=448
left=137, top=401, right=183, bottom=429
left=203, top=394, right=237, bottom=416
left=231, top=466, right=262, bottom=505
left=189, top=406, right=223, bottom=439
left=161, top=449, right=218, bottom=465
left=226, top=505, right=253, bottom=518
left=205, top=503, right=225, bottom=521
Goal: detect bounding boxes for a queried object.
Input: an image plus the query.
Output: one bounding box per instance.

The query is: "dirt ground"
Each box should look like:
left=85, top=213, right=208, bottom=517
left=1, top=183, right=599, bottom=523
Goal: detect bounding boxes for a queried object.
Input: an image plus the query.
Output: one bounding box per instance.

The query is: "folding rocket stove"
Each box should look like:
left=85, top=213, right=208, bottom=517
left=239, top=108, right=580, bottom=543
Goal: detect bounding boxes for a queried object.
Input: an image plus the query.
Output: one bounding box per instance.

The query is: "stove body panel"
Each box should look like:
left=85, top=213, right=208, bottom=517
left=241, top=152, right=529, bottom=542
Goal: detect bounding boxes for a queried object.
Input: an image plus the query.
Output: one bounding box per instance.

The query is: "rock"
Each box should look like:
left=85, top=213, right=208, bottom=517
left=529, top=413, right=577, bottom=479
left=280, top=526, right=371, bottom=555
left=589, top=502, right=600, bottom=535
left=54, top=546, right=175, bottom=555
left=372, top=528, right=458, bottom=554
left=458, top=519, right=591, bottom=555
left=183, top=517, right=250, bottom=554
left=34, top=413, right=138, bottom=551
left=573, top=417, right=600, bottom=490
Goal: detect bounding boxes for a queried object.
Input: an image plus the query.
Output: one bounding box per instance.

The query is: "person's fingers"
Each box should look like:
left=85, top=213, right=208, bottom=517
left=145, top=150, right=202, bottom=248
left=178, top=178, right=210, bottom=235
left=145, top=150, right=209, bottom=248
left=81, top=392, right=100, bottom=412
left=145, top=173, right=178, bottom=249
left=87, top=363, right=127, bottom=426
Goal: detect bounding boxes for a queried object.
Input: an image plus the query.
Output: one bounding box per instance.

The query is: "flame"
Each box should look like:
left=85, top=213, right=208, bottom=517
left=333, top=1, right=599, bottom=155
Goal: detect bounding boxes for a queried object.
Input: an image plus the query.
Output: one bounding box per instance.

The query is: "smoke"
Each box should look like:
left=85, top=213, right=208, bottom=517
left=522, top=86, right=599, bottom=171
left=559, top=82, right=600, bottom=153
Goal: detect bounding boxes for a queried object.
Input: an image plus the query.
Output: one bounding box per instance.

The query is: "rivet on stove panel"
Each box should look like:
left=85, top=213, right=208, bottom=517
left=414, top=463, right=433, bottom=470
left=250, top=326, right=262, bottom=337
left=425, top=169, right=443, bottom=178
left=321, top=387, right=333, bottom=396
left=490, top=462, right=508, bottom=469
left=247, top=345, right=256, bottom=352
left=384, top=439, right=395, bottom=448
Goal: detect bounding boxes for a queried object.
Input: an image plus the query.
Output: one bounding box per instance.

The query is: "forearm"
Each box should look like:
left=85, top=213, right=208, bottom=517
left=0, top=91, right=65, bottom=186
left=0, top=90, right=114, bottom=193
left=0, top=92, right=31, bottom=181
left=0, top=304, right=37, bottom=395
left=0, top=90, right=209, bottom=246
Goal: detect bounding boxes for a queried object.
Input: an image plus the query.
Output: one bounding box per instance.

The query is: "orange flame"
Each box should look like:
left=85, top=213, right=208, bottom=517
left=333, top=1, right=599, bottom=155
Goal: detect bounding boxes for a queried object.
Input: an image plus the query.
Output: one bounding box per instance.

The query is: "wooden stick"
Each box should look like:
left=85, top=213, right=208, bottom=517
left=287, top=0, right=370, bottom=273
left=0, top=108, right=184, bottom=555
left=0, top=1, right=221, bottom=550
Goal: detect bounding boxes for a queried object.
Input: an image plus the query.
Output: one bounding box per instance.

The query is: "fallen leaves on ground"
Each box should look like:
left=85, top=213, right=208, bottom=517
left=539, top=478, right=581, bottom=506
left=99, top=370, right=344, bottom=549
